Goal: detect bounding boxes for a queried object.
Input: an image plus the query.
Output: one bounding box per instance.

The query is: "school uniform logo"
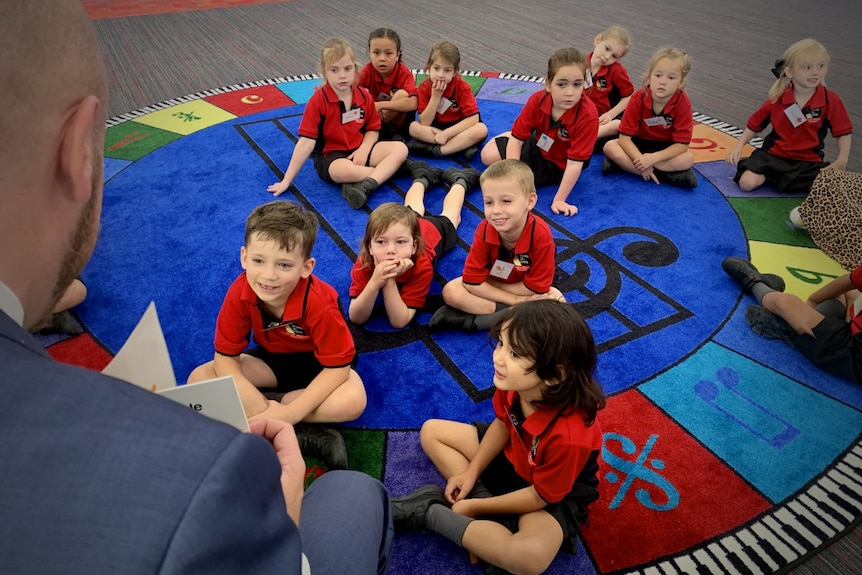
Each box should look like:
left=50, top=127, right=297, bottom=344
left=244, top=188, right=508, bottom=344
left=283, top=321, right=308, bottom=338
left=557, top=126, right=570, bottom=141
left=513, top=253, right=532, bottom=271
left=596, top=77, right=608, bottom=90
left=804, top=107, right=822, bottom=122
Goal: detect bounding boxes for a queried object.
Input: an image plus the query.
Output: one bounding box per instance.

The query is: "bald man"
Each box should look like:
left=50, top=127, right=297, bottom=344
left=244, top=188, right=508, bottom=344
left=0, top=2, right=392, bottom=574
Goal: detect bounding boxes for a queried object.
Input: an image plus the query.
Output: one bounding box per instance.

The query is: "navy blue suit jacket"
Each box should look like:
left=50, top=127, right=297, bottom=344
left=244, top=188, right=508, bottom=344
left=0, top=311, right=302, bottom=573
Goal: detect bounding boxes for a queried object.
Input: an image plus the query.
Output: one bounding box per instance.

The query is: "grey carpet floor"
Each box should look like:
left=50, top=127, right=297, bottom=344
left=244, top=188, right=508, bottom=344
left=90, top=1, right=862, bottom=572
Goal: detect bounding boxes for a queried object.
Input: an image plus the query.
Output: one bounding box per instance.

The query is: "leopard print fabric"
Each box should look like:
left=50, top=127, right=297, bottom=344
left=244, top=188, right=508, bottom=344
left=797, top=169, right=862, bottom=271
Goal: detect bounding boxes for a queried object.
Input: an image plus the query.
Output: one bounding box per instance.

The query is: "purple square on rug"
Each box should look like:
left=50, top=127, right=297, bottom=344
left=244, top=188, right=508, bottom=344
left=385, top=431, right=443, bottom=496
left=696, top=160, right=807, bottom=198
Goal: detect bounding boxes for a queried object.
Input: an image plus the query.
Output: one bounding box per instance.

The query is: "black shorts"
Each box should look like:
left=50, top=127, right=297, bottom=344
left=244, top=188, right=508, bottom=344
left=793, top=315, right=862, bottom=383
left=420, top=213, right=458, bottom=264
left=494, top=134, right=591, bottom=188
left=473, top=422, right=595, bottom=554
left=431, top=113, right=482, bottom=131
left=312, top=141, right=381, bottom=184
left=735, top=148, right=828, bottom=193
left=630, top=136, right=674, bottom=154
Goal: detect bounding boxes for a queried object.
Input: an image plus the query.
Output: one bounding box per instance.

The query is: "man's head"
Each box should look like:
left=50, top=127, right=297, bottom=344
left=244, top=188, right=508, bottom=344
left=0, top=0, right=107, bottom=330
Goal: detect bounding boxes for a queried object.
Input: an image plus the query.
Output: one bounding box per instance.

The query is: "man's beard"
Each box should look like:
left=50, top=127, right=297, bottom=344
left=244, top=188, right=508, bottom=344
left=32, top=169, right=102, bottom=331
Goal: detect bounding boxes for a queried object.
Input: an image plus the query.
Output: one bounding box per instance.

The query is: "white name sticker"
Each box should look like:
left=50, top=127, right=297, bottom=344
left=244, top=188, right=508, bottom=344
left=436, top=97, right=453, bottom=115
left=584, top=69, right=593, bottom=89
left=784, top=103, right=806, bottom=128
left=537, top=133, right=554, bottom=152
left=490, top=260, right=514, bottom=280
left=643, top=116, right=668, bottom=127
left=342, top=108, right=362, bottom=124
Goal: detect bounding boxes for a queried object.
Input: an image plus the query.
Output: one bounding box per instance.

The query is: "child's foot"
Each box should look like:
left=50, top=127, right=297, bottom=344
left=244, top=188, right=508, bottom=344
left=656, top=168, right=698, bottom=189
left=601, top=157, right=623, bottom=175
left=407, top=160, right=444, bottom=190
left=463, top=145, right=479, bottom=161
left=407, top=140, right=442, bottom=157
left=745, top=305, right=796, bottom=346
left=428, top=305, right=476, bottom=332
left=341, top=177, right=378, bottom=209
left=391, top=485, right=448, bottom=531
left=293, top=422, right=349, bottom=470
left=443, top=166, right=481, bottom=191
left=721, top=257, right=786, bottom=293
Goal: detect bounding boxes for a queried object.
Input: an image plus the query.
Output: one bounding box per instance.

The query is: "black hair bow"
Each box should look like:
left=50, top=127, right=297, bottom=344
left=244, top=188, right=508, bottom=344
left=771, top=58, right=786, bottom=79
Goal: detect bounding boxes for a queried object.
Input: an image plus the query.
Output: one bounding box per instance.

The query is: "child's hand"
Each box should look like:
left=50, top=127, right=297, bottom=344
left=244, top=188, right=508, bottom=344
left=431, top=78, right=448, bottom=95
left=392, top=257, right=414, bottom=276
left=633, top=153, right=655, bottom=172
left=641, top=166, right=659, bottom=184
left=821, top=159, right=847, bottom=171
left=551, top=199, right=578, bottom=216
left=445, top=472, right=476, bottom=504
left=725, top=146, right=743, bottom=165
left=370, top=259, right=400, bottom=288
left=598, top=112, right=614, bottom=125
left=452, top=498, right=481, bottom=518
left=349, top=148, right=369, bottom=167
left=267, top=181, right=289, bottom=196
left=433, top=129, right=449, bottom=145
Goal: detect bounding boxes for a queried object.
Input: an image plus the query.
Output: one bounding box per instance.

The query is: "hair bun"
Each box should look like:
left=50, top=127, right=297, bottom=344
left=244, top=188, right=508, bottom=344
left=770, top=58, right=786, bottom=79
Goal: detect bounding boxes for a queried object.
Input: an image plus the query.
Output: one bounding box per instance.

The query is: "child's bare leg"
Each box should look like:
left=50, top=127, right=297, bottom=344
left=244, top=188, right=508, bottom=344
left=409, top=122, right=438, bottom=143
left=439, top=123, right=488, bottom=155
left=420, top=419, right=479, bottom=477
left=461, top=511, right=563, bottom=575
left=441, top=182, right=466, bottom=228
left=597, top=120, right=621, bottom=140
left=760, top=291, right=827, bottom=338
left=655, top=151, right=694, bottom=172
left=403, top=180, right=428, bottom=216
left=367, top=140, right=409, bottom=184
left=602, top=139, right=641, bottom=175
left=737, top=170, right=766, bottom=192
left=480, top=133, right=506, bottom=165
left=442, top=278, right=498, bottom=314
left=265, top=369, right=367, bottom=424
left=188, top=354, right=275, bottom=417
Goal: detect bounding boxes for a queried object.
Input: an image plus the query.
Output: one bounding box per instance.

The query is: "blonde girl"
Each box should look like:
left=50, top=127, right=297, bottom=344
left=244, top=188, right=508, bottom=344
left=585, top=25, right=634, bottom=142
left=267, top=38, right=408, bottom=209
left=726, top=39, right=852, bottom=193
left=602, top=46, right=697, bottom=188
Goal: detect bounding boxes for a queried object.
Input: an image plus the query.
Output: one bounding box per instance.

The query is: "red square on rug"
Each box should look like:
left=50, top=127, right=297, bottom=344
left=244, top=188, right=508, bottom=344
left=205, top=85, right=295, bottom=117
left=47, top=333, right=114, bottom=372
left=581, top=389, right=771, bottom=572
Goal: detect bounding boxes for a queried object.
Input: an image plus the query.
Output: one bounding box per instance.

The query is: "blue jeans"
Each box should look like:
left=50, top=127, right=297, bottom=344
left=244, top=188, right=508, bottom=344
left=300, top=471, right=394, bottom=575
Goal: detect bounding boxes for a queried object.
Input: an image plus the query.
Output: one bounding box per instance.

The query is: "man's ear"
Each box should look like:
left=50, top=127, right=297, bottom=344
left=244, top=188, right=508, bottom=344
left=58, top=95, right=102, bottom=203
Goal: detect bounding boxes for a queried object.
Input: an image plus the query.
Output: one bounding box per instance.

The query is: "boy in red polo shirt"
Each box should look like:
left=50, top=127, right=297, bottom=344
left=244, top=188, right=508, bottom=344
left=429, top=159, right=564, bottom=332
left=188, top=201, right=366, bottom=469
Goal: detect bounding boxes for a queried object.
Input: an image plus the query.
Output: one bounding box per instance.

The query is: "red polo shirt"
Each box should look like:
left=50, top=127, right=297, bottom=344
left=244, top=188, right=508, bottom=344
left=493, top=389, right=603, bottom=503
left=417, top=75, right=479, bottom=124
left=358, top=61, right=418, bottom=102
left=748, top=84, right=852, bottom=162
left=850, top=266, right=862, bottom=336
left=348, top=218, right=442, bottom=309
left=214, top=272, right=355, bottom=367
left=584, top=55, right=635, bottom=116
left=511, top=89, right=599, bottom=168
left=298, top=83, right=382, bottom=155
left=620, top=87, right=693, bottom=144
left=462, top=212, right=556, bottom=294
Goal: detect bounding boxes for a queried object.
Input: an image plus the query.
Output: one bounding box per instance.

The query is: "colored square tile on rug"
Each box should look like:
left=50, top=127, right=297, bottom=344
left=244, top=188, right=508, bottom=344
left=104, top=121, right=181, bottom=161
left=695, top=159, right=807, bottom=198
left=273, top=78, right=324, bottom=105
left=133, top=100, right=237, bottom=135
left=748, top=241, right=847, bottom=299
left=582, top=389, right=771, bottom=573
left=730, top=197, right=815, bottom=248
left=690, top=123, right=751, bottom=164
left=639, top=342, right=862, bottom=502
left=476, top=77, right=541, bottom=105
left=205, top=85, right=296, bottom=116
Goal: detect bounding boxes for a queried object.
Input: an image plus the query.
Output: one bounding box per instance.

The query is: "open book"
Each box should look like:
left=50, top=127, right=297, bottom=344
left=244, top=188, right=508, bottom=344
left=101, top=302, right=249, bottom=431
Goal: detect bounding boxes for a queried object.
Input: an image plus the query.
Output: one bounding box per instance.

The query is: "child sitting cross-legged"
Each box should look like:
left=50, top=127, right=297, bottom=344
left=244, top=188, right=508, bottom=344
left=188, top=200, right=367, bottom=470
